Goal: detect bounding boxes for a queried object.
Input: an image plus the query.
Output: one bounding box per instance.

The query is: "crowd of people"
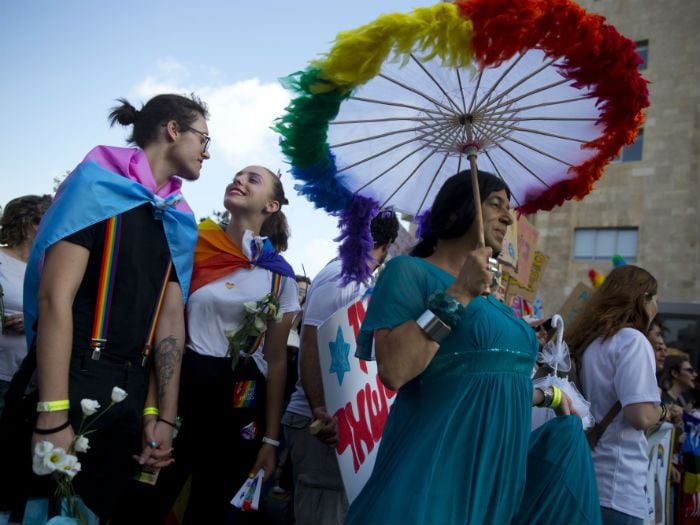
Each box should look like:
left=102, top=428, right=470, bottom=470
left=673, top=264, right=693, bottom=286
left=0, top=92, right=693, bottom=525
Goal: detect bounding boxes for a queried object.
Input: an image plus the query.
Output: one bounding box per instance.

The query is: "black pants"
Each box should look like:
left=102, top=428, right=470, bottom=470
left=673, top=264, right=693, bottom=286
left=147, top=350, right=269, bottom=525
left=0, top=348, right=148, bottom=521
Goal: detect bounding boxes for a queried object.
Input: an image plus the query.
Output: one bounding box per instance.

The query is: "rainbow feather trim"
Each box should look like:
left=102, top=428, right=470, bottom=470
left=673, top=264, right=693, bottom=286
left=275, top=0, right=648, bottom=282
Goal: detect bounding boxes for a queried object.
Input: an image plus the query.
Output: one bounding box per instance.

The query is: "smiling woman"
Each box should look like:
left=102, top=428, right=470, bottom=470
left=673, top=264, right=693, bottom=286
left=148, top=165, right=300, bottom=524
left=346, top=170, right=601, bottom=525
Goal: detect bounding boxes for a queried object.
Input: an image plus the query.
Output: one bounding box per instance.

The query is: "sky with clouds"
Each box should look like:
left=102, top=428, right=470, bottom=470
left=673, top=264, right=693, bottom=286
left=1, top=0, right=422, bottom=278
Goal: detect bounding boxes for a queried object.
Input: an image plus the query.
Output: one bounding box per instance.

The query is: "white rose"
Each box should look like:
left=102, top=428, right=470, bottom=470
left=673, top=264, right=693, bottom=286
left=111, top=386, right=128, bottom=403
left=73, top=435, right=90, bottom=453
left=58, top=454, right=81, bottom=479
left=244, top=301, right=259, bottom=314
left=32, top=451, right=55, bottom=476
left=254, top=316, right=267, bottom=333
left=80, top=399, right=100, bottom=416
left=42, top=447, right=67, bottom=473
left=34, top=440, right=54, bottom=457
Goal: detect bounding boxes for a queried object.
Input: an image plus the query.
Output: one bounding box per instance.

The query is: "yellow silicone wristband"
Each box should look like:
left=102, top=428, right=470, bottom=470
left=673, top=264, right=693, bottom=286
left=550, top=386, right=562, bottom=410
left=143, top=407, right=160, bottom=417
left=36, top=400, right=70, bottom=413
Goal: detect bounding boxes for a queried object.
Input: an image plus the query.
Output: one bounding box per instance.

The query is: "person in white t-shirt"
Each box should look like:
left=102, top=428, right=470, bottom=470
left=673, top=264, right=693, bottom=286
left=0, top=195, right=51, bottom=416
left=568, top=265, right=665, bottom=525
left=281, top=210, right=399, bottom=525
left=156, top=166, right=300, bottom=524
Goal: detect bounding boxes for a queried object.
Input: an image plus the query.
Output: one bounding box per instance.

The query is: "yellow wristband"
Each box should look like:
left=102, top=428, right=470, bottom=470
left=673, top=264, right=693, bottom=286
left=550, top=386, right=562, bottom=410
left=37, top=400, right=70, bottom=413
left=143, top=407, right=160, bottom=417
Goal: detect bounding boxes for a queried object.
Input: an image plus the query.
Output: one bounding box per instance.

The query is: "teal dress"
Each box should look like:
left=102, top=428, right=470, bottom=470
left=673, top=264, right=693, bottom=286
left=346, top=256, right=600, bottom=525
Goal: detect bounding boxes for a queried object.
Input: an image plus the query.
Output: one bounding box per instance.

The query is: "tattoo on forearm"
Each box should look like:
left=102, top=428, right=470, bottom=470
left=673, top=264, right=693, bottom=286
left=155, top=335, right=181, bottom=402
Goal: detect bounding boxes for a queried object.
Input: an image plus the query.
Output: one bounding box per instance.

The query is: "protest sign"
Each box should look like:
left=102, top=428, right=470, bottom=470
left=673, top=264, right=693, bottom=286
left=317, top=298, right=396, bottom=503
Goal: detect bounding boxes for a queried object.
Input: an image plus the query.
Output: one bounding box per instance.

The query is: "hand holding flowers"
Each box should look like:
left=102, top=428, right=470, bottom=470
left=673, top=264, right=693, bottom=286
left=32, top=386, right=128, bottom=522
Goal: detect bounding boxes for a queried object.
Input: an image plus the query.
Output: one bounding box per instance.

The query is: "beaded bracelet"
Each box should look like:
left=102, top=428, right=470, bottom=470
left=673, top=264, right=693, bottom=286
left=426, top=291, right=464, bottom=328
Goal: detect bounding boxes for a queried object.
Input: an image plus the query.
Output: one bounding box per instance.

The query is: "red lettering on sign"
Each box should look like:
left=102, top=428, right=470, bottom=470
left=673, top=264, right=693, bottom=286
left=334, top=374, right=396, bottom=472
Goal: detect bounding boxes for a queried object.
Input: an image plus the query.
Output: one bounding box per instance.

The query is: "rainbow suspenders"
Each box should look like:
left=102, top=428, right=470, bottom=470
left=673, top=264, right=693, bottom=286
left=89, top=214, right=173, bottom=364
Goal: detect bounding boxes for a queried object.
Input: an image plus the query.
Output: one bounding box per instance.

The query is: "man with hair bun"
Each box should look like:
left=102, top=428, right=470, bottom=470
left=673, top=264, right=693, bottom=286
left=281, top=209, right=399, bottom=525
left=0, top=93, right=209, bottom=522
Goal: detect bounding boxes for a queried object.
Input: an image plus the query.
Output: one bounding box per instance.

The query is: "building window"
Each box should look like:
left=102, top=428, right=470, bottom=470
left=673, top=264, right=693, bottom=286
left=613, top=128, right=644, bottom=163
left=636, top=40, right=648, bottom=70
left=573, top=228, right=638, bottom=261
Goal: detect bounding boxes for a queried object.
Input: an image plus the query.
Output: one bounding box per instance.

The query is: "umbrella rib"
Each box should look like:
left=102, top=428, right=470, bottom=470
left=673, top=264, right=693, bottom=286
left=378, top=124, right=462, bottom=209
left=409, top=54, right=463, bottom=113
left=379, top=152, right=435, bottom=210
left=477, top=77, right=570, bottom=117
left=467, top=68, right=483, bottom=114
left=336, top=121, right=456, bottom=175
left=331, top=116, right=449, bottom=125
left=489, top=140, right=554, bottom=190
left=483, top=149, right=522, bottom=208
left=474, top=57, right=560, bottom=115
left=416, top=150, right=451, bottom=216
left=352, top=123, right=460, bottom=194
left=474, top=121, right=574, bottom=167
left=485, top=124, right=589, bottom=144
left=473, top=52, right=526, bottom=112
left=330, top=121, right=454, bottom=149
left=456, top=68, right=468, bottom=115
left=350, top=96, right=447, bottom=117
left=478, top=115, right=598, bottom=123
left=378, top=73, right=457, bottom=115
left=484, top=95, right=596, bottom=116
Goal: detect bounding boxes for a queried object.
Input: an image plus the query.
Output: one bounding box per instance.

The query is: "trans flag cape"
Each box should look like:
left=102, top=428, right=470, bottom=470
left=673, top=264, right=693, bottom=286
left=190, top=218, right=294, bottom=295
left=24, top=146, right=198, bottom=347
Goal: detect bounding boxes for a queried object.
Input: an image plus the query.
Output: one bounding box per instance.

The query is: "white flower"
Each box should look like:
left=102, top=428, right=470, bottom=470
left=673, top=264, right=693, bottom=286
left=254, top=316, right=267, bottom=333
left=73, top=435, right=90, bottom=453
left=34, top=440, right=54, bottom=457
left=244, top=301, right=259, bottom=314
left=275, top=310, right=284, bottom=322
left=42, top=447, right=68, bottom=473
left=57, top=454, right=81, bottom=479
left=80, top=399, right=100, bottom=416
left=110, top=386, right=128, bottom=403
left=32, top=450, right=55, bottom=476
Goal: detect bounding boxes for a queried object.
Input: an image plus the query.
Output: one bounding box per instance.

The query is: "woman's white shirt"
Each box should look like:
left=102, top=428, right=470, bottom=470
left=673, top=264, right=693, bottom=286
left=580, top=327, right=660, bottom=519
left=186, top=231, right=299, bottom=377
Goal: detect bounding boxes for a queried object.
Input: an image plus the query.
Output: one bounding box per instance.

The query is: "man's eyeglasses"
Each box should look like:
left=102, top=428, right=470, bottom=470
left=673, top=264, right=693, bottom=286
left=187, top=126, right=211, bottom=153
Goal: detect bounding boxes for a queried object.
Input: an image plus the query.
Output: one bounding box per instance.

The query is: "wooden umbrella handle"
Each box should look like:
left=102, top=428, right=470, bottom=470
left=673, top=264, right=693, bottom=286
left=468, top=151, right=485, bottom=248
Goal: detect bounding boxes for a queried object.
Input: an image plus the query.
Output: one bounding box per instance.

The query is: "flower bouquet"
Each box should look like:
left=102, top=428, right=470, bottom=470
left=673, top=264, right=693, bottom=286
left=225, top=293, right=282, bottom=370
left=31, top=386, right=128, bottom=525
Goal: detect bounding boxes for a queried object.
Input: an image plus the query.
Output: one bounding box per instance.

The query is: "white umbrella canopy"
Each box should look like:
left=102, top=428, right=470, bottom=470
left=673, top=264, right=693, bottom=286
left=275, top=0, right=647, bottom=281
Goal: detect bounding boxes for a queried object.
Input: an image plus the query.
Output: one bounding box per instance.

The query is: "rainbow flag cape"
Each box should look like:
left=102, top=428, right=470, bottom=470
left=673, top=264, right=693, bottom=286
left=190, top=219, right=294, bottom=295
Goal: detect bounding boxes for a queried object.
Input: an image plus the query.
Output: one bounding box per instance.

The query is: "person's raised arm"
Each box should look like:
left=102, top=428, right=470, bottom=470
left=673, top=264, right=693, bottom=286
left=33, top=240, right=90, bottom=452
left=377, top=248, right=493, bottom=391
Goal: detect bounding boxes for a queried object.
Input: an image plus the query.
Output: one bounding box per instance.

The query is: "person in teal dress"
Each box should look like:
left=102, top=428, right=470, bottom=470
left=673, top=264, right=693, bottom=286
left=346, top=170, right=602, bottom=525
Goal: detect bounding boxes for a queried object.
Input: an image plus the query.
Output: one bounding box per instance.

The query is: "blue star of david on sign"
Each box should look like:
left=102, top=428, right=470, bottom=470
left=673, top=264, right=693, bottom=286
left=328, top=326, right=351, bottom=385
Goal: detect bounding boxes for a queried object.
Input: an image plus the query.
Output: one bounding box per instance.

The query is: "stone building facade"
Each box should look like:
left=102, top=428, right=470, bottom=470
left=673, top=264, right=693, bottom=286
left=534, top=0, right=700, bottom=354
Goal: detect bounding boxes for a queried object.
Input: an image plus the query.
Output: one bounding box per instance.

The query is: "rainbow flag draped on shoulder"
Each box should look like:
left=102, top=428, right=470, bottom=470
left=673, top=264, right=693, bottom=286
left=24, top=146, right=198, bottom=347
left=190, top=219, right=295, bottom=295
